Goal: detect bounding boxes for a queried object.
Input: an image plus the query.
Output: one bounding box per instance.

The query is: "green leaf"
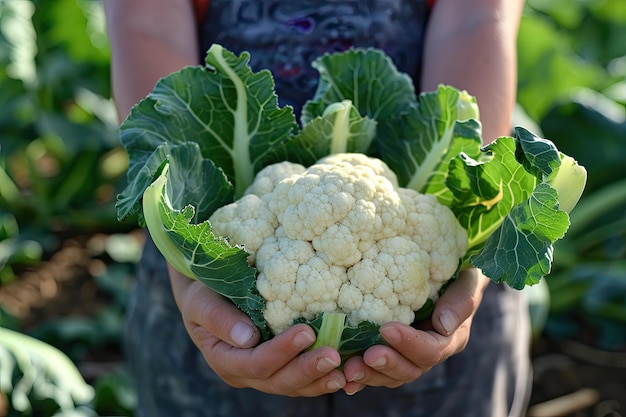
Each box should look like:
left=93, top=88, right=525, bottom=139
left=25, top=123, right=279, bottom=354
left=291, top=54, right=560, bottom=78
left=471, top=183, right=569, bottom=288
left=116, top=141, right=172, bottom=221
left=302, top=48, right=416, bottom=125
left=117, top=45, right=298, bottom=221
left=142, top=165, right=269, bottom=338
left=165, top=143, right=234, bottom=222
left=514, top=126, right=561, bottom=180
left=301, top=47, right=417, bottom=159
left=338, top=320, right=384, bottom=360
left=450, top=129, right=576, bottom=288
left=450, top=136, right=539, bottom=252
left=0, top=326, right=94, bottom=415
left=269, top=100, right=377, bottom=166
left=376, top=86, right=483, bottom=198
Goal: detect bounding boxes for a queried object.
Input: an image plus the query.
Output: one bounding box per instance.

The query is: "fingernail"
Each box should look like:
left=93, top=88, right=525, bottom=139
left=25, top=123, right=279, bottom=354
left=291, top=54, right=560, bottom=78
left=293, top=330, right=315, bottom=350
left=369, top=356, right=387, bottom=369
left=348, top=370, right=364, bottom=382
left=346, top=385, right=365, bottom=395
left=317, top=357, right=340, bottom=373
left=379, top=324, right=401, bottom=344
left=326, top=379, right=344, bottom=390
left=230, top=321, right=256, bottom=347
left=439, top=309, right=460, bottom=335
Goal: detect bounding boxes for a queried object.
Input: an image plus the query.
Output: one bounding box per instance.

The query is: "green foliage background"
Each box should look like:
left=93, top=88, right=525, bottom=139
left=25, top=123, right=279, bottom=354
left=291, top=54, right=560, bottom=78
left=0, top=0, right=624, bottom=416
left=517, top=0, right=626, bottom=352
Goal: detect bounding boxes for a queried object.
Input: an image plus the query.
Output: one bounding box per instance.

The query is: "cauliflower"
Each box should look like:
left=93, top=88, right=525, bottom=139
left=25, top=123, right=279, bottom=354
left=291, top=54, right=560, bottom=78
left=133, top=49, right=586, bottom=361
left=209, top=194, right=277, bottom=264
left=209, top=153, right=468, bottom=335
left=244, top=161, right=306, bottom=198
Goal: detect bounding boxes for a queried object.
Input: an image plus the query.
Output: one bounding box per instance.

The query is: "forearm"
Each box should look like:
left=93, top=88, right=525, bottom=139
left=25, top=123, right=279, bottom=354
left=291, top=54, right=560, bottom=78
left=421, top=0, right=524, bottom=144
left=103, top=0, right=199, bottom=121
left=105, top=0, right=201, bottom=287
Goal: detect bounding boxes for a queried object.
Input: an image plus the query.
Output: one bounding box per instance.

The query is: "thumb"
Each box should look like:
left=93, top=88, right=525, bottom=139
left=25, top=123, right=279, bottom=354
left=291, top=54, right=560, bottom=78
left=168, top=264, right=261, bottom=348
left=432, top=268, right=490, bottom=336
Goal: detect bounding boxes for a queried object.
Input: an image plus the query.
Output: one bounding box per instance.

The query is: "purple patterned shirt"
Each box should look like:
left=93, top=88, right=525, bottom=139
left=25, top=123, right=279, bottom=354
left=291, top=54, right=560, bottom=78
left=197, top=0, right=430, bottom=114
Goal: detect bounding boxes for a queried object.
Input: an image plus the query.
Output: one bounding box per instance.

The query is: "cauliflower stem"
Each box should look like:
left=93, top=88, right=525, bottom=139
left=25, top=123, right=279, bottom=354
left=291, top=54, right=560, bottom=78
left=300, top=312, right=384, bottom=362
left=308, top=312, right=346, bottom=353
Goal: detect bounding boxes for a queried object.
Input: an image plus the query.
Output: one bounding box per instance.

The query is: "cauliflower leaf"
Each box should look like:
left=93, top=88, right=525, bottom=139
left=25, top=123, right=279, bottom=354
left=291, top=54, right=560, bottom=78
left=117, top=44, right=298, bottom=221
left=142, top=163, right=270, bottom=338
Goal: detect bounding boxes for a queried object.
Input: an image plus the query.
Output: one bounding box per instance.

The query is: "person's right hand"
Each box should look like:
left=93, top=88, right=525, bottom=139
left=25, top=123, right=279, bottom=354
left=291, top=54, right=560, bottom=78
left=168, top=265, right=346, bottom=396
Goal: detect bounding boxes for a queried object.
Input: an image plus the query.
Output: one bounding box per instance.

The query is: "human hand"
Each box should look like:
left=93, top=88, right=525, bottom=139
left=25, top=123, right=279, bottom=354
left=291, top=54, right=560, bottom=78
left=168, top=264, right=347, bottom=396
left=342, top=268, right=490, bottom=395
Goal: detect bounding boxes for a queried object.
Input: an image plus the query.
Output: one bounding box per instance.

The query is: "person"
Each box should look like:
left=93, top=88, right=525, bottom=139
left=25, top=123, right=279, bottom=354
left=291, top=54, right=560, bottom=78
left=104, top=0, right=531, bottom=416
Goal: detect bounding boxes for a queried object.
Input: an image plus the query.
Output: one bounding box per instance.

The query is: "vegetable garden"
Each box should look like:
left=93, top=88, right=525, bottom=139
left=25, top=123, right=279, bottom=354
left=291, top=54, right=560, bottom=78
left=0, top=1, right=625, bottom=416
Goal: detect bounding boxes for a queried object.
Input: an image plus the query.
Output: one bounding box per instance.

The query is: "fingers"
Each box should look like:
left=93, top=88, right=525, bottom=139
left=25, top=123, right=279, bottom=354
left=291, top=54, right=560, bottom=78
left=343, top=323, right=470, bottom=391
left=431, top=267, right=489, bottom=336
left=343, top=343, right=425, bottom=391
left=380, top=322, right=470, bottom=366
left=251, top=340, right=346, bottom=396
left=347, top=270, right=488, bottom=389
left=168, top=263, right=489, bottom=395
left=213, top=323, right=317, bottom=378
left=168, top=264, right=261, bottom=348
left=192, top=322, right=346, bottom=396
left=168, top=264, right=345, bottom=396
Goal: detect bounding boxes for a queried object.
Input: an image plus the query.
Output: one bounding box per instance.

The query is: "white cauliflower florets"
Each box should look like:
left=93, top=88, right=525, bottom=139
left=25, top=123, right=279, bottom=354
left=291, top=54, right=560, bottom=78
left=208, top=194, right=277, bottom=263
left=244, top=161, right=306, bottom=198
left=339, top=236, right=430, bottom=327
left=317, top=153, right=399, bottom=188
left=208, top=153, right=468, bottom=335
left=399, top=189, right=468, bottom=289
left=267, top=161, right=406, bottom=267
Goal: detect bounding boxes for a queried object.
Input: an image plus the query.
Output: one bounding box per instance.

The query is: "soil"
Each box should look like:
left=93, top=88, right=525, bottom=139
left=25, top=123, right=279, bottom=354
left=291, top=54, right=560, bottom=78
left=1, top=232, right=625, bottom=417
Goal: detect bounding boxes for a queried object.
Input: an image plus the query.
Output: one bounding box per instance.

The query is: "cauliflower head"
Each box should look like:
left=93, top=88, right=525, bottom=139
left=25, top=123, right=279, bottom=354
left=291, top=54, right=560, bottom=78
left=208, top=153, right=468, bottom=334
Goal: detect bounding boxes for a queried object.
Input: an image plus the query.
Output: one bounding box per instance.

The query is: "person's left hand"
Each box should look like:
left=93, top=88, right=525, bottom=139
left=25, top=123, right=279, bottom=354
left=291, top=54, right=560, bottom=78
left=341, top=268, right=490, bottom=395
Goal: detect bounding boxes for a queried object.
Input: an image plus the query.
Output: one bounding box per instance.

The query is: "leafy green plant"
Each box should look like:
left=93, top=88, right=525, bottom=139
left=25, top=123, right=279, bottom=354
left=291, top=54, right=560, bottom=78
left=0, top=326, right=135, bottom=416
left=0, top=326, right=95, bottom=417
left=0, top=213, right=42, bottom=285
left=518, top=1, right=626, bottom=349
left=0, top=0, right=130, bottom=237
left=91, top=368, right=136, bottom=417
left=518, top=1, right=626, bottom=122
left=544, top=179, right=626, bottom=349
left=0, top=4, right=135, bottom=362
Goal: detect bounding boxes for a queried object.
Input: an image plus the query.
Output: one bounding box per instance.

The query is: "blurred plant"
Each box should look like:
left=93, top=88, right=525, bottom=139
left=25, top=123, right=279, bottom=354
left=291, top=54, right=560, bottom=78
left=92, top=368, right=136, bottom=417
left=540, top=89, right=626, bottom=193
left=0, top=6, right=140, bottom=410
left=0, top=213, right=42, bottom=285
left=0, top=326, right=96, bottom=417
left=518, top=0, right=626, bottom=122
left=0, top=323, right=136, bottom=416
left=519, top=1, right=626, bottom=350
left=0, top=232, right=140, bottom=417
left=546, top=179, right=626, bottom=350
left=29, top=260, right=136, bottom=362
left=0, top=0, right=131, bottom=243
